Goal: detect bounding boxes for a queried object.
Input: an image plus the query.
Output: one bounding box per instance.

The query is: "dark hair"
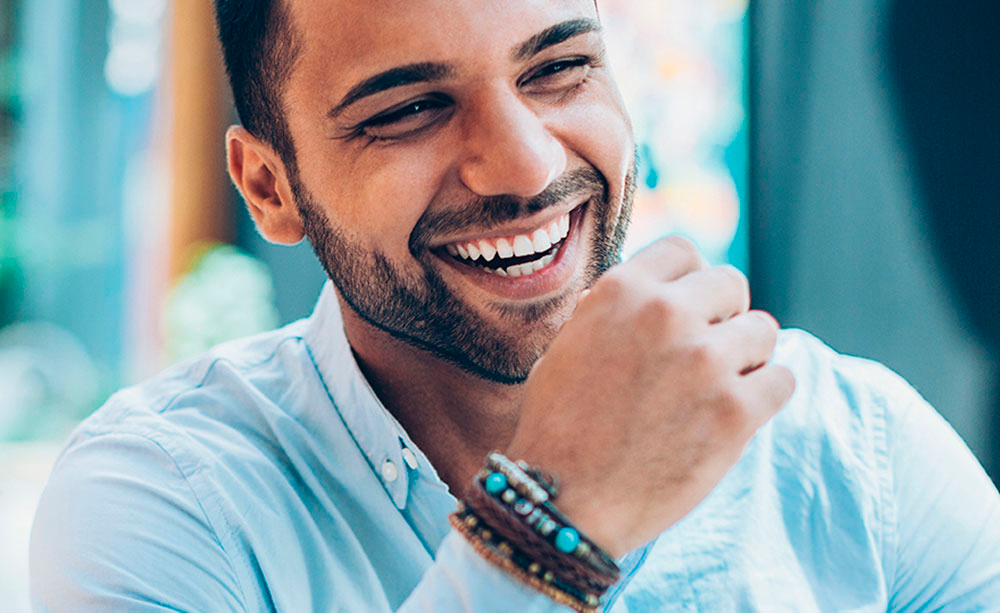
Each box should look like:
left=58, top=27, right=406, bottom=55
left=212, top=0, right=302, bottom=169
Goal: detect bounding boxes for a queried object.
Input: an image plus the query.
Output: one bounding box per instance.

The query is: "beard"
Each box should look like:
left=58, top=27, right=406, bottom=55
left=292, top=160, right=636, bottom=384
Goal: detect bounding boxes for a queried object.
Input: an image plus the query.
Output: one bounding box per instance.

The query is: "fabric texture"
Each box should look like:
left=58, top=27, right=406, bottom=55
left=30, top=282, right=1000, bottom=612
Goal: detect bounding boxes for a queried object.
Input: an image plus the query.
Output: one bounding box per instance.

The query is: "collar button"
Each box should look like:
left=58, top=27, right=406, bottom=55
left=401, top=447, right=419, bottom=470
left=381, top=459, right=399, bottom=483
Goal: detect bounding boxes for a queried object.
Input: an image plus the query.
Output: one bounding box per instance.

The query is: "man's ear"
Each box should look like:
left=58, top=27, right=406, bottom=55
left=226, top=125, right=305, bottom=245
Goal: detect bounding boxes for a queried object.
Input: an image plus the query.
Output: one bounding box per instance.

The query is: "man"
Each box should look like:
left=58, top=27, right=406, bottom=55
left=30, top=0, right=1000, bottom=611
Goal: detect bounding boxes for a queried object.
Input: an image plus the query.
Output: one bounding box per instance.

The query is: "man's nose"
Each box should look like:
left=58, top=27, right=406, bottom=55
left=457, top=90, right=567, bottom=198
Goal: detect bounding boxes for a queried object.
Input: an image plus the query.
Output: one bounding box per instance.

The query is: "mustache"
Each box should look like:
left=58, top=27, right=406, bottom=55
left=409, top=167, right=609, bottom=255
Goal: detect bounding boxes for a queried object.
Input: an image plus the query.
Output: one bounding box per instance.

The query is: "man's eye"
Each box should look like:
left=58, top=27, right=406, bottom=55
left=366, top=98, right=447, bottom=127
left=524, top=57, right=592, bottom=87
left=355, top=95, right=452, bottom=141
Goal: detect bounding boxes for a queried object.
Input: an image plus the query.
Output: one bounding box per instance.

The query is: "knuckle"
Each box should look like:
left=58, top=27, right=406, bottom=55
left=663, top=235, right=697, bottom=254
left=749, top=309, right=779, bottom=331
left=637, top=292, right=681, bottom=328
left=748, top=311, right=780, bottom=343
left=661, top=236, right=705, bottom=270
left=715, top=388, right=750, bottom=430
left=776, top=365, right=797, bottom=398
left=594, top=269, right=631, bottom=298
left=716, top=264, right=750, bottom=297
left=688, top=340, right=725, bottom=373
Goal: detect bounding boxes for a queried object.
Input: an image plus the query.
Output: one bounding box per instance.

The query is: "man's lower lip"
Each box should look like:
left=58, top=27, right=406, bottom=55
left=435, top=205, right=586, bottom=299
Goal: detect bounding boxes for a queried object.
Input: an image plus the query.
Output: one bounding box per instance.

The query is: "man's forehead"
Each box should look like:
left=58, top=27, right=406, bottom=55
left=286, top=0, right=599, bottom=74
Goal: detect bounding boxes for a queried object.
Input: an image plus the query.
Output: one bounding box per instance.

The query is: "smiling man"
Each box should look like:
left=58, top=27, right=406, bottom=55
left=29, top=1, right=1000, bottom=611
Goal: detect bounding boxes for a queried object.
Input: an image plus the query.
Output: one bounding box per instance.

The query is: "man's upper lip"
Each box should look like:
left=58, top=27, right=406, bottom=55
left=427, top=198, right=587, bottom=249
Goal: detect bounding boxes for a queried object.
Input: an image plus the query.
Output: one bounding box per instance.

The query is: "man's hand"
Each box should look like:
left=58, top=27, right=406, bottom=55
left=506, top=237, right=796, bottom=558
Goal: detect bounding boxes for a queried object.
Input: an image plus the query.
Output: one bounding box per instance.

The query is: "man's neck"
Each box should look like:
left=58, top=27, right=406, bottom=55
left=340, top=302, right=524, bottom=499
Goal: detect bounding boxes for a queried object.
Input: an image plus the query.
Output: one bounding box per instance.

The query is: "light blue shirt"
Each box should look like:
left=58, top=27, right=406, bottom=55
left=30, top=282, right=1000, bottom=611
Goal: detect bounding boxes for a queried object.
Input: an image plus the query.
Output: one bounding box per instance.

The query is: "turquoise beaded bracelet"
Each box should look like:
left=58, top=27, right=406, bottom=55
left=478, top=453, right=620, bottom=579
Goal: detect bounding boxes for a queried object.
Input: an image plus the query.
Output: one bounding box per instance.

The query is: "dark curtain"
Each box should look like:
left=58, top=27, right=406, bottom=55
left=887, top=1, right=1000, bottom=481
left=750, top=1, right=998, bottom=483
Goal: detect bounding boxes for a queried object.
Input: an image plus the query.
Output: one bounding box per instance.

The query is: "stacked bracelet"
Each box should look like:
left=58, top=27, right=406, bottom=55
left=481, top=453, right=620, bottom=579
left=451, top=452, right=621, bottom=612
left=450, top=505, right=601, bottom=612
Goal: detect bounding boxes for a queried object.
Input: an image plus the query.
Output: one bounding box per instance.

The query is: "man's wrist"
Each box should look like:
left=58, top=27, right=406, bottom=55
left=451, top=452, right=622, bottom=612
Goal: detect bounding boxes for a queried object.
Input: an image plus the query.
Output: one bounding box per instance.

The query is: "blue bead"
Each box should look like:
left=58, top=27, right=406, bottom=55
left=555, top=527, right=580, bottom=554
left=538, top=517, right=556, bottom=536
left=485, top=472, right=508, bottom=495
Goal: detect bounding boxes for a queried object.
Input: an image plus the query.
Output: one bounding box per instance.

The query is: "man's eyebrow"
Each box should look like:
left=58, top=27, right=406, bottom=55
left=328, top=62, right=454, bottom=119
left=513, top=18, right=602, bottom=62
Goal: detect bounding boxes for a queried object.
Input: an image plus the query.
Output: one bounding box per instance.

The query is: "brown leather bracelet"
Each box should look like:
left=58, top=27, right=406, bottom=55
left=449, top=510, right=600, bottom=613
left=466, top=478, right=618, bottom=595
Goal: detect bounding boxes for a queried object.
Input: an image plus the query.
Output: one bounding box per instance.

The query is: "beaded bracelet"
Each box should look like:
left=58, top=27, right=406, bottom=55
left=467, top=475, right=617, bottom=596
left=454, top=452, right=622, bottom=609
left=480, top=453, right=620, bottom=579
left=450, top=505, right=601, bottom=613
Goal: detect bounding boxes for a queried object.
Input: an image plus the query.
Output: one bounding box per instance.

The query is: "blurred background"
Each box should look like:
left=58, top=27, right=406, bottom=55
left=0, top=0, right=996, bottom=609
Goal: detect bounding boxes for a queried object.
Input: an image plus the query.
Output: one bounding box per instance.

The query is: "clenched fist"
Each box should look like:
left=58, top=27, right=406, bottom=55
left=506, top=237, right=796, bottom=558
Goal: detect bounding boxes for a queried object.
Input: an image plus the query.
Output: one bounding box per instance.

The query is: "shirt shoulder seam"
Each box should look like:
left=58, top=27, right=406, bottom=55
left=154, top=334, right=305, bottom=416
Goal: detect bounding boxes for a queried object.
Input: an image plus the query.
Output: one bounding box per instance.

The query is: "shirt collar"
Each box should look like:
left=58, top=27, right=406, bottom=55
left=303, top=281, right=423, bottom=509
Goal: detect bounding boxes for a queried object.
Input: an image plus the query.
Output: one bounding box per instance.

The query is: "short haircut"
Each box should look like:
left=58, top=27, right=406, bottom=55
left=212, top=0, right=302, bottom=169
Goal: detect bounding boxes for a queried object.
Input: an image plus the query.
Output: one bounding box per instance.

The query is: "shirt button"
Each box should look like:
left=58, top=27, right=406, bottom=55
left=381, top=459, right=399, bottom=483
left=401, top=447, right=418, bottom=470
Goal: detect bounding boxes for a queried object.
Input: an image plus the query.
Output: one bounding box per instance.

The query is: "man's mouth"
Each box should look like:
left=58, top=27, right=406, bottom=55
left=441, top=212, right=571, bottom=278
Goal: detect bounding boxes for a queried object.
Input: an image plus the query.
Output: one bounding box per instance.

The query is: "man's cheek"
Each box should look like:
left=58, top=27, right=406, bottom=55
left=554, top=104, right=632, bottom=181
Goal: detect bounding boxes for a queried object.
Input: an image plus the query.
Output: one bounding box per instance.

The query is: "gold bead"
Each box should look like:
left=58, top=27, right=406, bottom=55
left=575, top=542, right=591, bottom=557
left=585, top=594, right=599, bottom=606
left=480, top=529, right=492, bottom=541
left=528, top=562, right=541, bottom=574
left=464, top=515, right=478, bottom=528
left=543, top=571, right=554, bottom=582
left=497, top=542, right=513, bottom=556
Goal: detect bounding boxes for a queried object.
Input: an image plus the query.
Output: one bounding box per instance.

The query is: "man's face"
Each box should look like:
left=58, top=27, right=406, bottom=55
left=281, top=0, right=635, bottom=383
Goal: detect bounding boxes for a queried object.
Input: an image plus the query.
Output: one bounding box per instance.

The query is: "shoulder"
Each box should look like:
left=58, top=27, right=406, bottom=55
left=767, top=328, right=935, bottom=490
left=757, top=330, right=921, bottom=562
left=770, top=328, right=920, bottom=450
left=68, top=319, right=316, bottom=471
left=29, top=418, right=248, bottom=610
left=775, top=328, right=919, bottom=412
left=30, top=320, right=323, bottom=611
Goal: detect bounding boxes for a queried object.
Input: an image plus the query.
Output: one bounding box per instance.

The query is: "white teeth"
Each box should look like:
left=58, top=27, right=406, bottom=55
left=496, top=238, right=514, bottom=259
left=445, top=211, right=572, bottom=265
left=546, top=220, right=561, bottom=245
left=481, top=251, right=558, bottom=278
left=512, top=235, right=534, bottom=257
left=531, top=228, right=552, bottom=253
left=479, top=240, right=496, bottom=262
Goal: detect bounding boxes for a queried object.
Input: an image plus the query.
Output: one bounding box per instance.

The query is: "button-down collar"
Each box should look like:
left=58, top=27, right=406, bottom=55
left=303, top=282, right=424, bottom=509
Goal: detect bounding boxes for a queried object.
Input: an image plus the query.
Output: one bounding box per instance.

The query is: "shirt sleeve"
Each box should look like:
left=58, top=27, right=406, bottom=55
left=400, top=531, right=571, bottom=612
left=886, top=393, right=1000, bottom=611
left=30, top=432, right=246, bottom=613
